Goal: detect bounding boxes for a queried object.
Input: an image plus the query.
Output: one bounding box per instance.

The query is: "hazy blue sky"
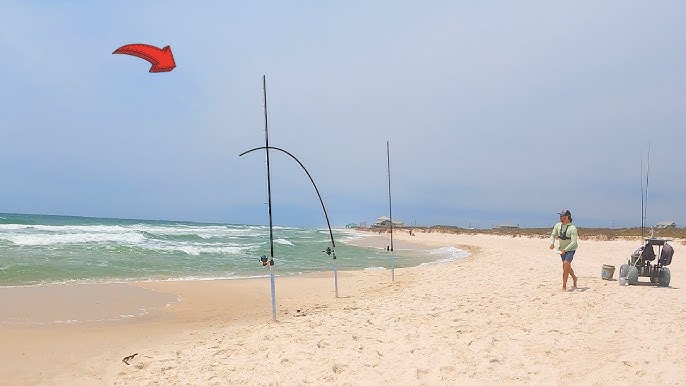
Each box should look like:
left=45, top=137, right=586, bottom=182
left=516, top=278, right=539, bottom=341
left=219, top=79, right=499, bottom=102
left=1, top=1, right=684, bottom=228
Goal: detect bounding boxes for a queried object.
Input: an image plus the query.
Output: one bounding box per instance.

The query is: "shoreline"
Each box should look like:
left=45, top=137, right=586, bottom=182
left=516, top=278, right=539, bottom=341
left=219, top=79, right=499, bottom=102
left=1, top=232, right=684, bottom=384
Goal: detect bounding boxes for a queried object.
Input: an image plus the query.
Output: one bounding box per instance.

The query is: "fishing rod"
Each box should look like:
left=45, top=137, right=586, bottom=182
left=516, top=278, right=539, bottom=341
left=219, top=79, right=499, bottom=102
left=641, top=155, right=644, bottom=240
left=645, top=141, right=651, bottom=238
left=261, top=75, right=276, bottom=321
left=387, top=141, right=395, bottom=282
left=240, top=145, right=339, bottom=298
left=640, top=141, right=651, bottom=241
left=263, top=75, right=275, bottom=265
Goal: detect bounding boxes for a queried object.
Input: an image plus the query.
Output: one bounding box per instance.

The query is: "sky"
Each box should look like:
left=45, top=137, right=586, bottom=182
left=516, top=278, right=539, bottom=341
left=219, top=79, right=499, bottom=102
left=1, top=1, right=685, bottom=229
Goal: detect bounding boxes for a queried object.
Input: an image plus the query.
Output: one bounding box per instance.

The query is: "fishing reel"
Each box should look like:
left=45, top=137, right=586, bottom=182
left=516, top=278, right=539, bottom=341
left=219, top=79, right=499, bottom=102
left=260, top=255, right=274, bottom=266
left=322, top=246, right=337, bottom=260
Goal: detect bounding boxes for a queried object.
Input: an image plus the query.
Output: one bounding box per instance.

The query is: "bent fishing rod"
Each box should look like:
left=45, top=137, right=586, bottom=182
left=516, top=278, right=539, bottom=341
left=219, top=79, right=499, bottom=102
left=239, top=145, right=339, bottom=297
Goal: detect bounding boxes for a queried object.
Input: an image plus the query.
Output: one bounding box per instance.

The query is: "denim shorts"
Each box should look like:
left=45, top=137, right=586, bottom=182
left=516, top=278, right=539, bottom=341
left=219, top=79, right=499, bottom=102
left=561, top=250, right=576, bottom=262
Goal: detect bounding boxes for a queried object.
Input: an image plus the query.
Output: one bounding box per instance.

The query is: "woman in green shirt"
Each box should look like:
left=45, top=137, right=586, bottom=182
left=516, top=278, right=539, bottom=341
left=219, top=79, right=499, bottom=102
left=550, top=209, right=578, bottom=291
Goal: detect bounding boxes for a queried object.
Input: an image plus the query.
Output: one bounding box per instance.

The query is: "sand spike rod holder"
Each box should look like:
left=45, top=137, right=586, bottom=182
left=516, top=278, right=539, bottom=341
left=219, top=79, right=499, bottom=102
left=386, top=141, right=395, bottom=282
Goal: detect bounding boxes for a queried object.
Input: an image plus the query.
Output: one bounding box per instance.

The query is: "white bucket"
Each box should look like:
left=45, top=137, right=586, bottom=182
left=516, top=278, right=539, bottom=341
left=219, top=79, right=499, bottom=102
left=601, top=264, right=616, bottom=280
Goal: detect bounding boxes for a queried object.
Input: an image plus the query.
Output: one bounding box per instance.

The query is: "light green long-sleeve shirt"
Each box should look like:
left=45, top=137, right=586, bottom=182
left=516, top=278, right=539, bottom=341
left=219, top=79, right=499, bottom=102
left=550, top=222, right=578, bottom=251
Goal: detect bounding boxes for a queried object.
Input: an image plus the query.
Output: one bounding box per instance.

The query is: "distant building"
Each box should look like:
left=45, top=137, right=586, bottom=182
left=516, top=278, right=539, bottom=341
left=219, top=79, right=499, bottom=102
left=654, top=221, right=676, bottom=228
left=371, top=216, right=404, bottom=229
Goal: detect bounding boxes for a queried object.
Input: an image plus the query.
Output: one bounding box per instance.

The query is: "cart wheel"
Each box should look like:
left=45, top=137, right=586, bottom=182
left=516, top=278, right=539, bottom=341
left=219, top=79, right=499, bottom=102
left=658, top=267, right=670, bottom=287
left=619, top=264, right=630, bottom=278
left=627, top=266, right=639, bottom=285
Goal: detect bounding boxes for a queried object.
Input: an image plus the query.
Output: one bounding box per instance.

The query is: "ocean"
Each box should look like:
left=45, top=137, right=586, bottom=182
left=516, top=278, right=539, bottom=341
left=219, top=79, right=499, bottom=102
left=0, top=213, right=468, bottom=287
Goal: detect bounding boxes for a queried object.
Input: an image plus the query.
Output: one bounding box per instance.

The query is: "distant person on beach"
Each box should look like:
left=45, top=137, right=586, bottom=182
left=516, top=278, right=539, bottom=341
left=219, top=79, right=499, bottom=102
left=549, top=209, right=578, bottom=291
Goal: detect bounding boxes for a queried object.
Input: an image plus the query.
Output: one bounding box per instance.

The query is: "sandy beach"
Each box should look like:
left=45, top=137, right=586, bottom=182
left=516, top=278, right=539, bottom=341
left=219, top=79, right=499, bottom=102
left=1, top=231, right=685, bottom=385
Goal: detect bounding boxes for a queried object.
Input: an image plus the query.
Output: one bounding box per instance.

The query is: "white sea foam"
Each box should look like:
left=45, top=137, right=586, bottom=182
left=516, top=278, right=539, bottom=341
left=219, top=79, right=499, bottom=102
left=150, top=273, right=269, bottom=282
left=419, top=246, right=470, bottom=266
left=274, top=238, right=294, bottom=246
left=144, top=244, right=256, bottom=256
left=2, top=231, right=145, bottom=246
left=338, top=229, right=376, bottom=241
left=130, top=223, right=265, bottom=239
left=341, top=234, right=365, bottom=241
left=0, top=224, right=128, bottom=233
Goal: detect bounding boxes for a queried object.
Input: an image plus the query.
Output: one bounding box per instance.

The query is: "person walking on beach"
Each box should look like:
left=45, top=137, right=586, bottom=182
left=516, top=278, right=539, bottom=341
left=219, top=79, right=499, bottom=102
left=550, top=209, right=578, bottom=291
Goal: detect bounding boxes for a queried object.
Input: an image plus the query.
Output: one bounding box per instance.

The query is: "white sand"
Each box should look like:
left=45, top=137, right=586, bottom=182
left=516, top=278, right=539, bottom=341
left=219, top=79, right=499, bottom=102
left=1, top=231, right=685, bottom=385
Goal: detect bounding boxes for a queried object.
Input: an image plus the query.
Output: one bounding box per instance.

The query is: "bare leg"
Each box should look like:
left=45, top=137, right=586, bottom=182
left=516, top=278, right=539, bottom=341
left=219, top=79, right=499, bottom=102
left=569, top=264, right=578, bottom=289
left=562, top=261, right=568, bottom=291
left=563, top=261, right=576, bottom=291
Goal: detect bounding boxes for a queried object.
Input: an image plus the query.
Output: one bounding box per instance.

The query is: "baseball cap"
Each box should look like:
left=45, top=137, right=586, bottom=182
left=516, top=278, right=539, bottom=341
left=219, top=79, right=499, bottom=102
left=558, top=209, right=571, bottom=216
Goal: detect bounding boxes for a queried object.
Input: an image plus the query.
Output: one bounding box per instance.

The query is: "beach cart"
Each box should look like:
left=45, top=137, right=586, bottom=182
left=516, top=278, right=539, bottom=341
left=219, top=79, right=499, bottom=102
left=619, top=238, right=673, bottom=286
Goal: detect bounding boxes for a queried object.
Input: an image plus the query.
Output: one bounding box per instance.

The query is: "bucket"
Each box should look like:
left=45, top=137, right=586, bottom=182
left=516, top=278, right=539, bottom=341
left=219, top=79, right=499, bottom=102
left=601, top=264, right=615, bottom=280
